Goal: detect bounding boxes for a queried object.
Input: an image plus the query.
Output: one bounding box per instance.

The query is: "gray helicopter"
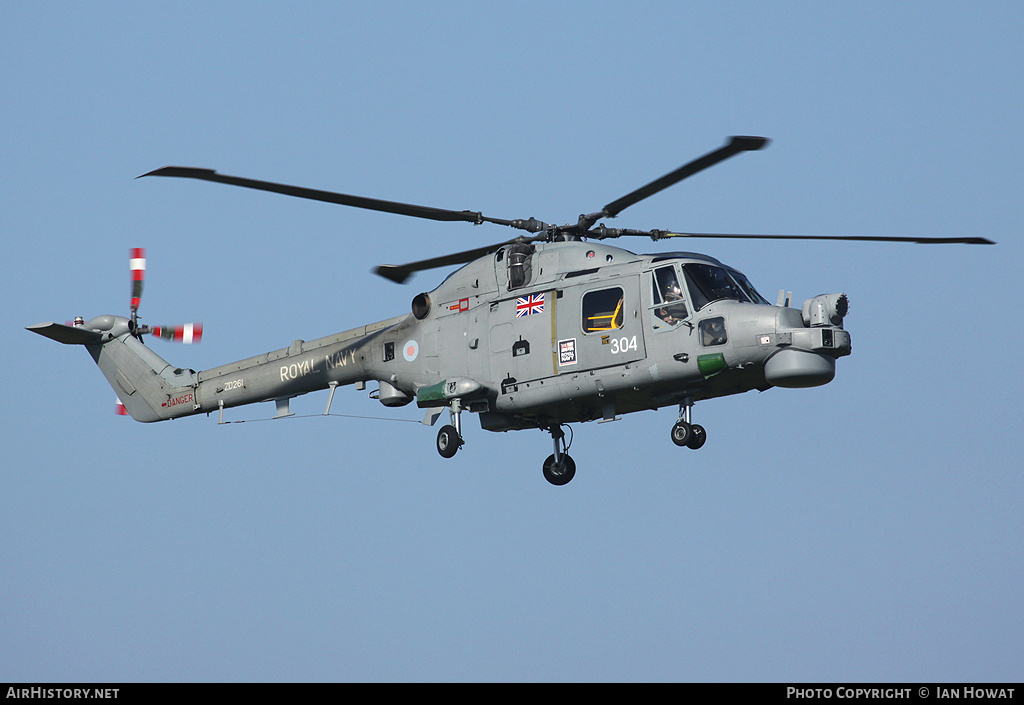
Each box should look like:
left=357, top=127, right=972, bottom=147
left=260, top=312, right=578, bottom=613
left=27, top=137, right=992, bottom=485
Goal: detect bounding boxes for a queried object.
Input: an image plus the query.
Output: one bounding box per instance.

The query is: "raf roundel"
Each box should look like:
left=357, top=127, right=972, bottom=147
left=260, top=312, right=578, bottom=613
left=402, top=339, right=419, bottom=362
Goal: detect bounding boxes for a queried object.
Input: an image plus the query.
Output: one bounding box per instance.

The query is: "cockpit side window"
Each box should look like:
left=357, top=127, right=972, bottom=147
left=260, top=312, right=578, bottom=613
left=650, top=266, right=688, bottom=327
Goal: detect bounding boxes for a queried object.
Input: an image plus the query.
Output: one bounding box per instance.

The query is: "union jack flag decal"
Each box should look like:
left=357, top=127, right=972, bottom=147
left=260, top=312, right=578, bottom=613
left=516, top=293, right=545, bottom=317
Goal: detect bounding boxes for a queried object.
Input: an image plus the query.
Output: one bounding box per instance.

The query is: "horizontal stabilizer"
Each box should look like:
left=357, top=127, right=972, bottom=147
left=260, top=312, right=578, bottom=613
left=26, top=322, right=104, bottom=345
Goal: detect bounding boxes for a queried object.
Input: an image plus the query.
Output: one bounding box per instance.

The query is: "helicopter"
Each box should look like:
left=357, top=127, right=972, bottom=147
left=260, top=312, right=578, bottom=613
left=27, top=136, right=993, bottom=485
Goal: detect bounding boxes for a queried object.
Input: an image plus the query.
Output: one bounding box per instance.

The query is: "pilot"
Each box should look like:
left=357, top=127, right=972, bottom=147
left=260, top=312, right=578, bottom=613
left=73, top=316, right=84, bottom=327
left=657, top=283, right=686, bottom=325
left=657, top=306, right=679, bottom=325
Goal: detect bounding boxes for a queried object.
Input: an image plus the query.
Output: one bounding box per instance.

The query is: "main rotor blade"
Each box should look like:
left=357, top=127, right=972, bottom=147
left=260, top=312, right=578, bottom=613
left=140, top=166, right=520, bottom=227
left=374, top=237, right=539, bottom=284
left=651, top=231, right=996, bottom=245
left=600, top=136, right=769, bottom=219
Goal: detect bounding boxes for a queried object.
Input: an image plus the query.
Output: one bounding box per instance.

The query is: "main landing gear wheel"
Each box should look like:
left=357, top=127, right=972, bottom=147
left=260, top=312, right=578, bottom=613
left=541, top=423, right=575, bottom=485
left=543, top=453, right=576, bottom=486
left=436, top=424, right=462, bottom=458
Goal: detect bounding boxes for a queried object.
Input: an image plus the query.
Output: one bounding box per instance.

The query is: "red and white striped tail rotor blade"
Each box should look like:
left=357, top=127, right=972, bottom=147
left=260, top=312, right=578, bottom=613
left=150, top=322, right=203, bottom=344
left=130, top=247, right=146, bottom=311
left=115, top=398, right=129, bottom=415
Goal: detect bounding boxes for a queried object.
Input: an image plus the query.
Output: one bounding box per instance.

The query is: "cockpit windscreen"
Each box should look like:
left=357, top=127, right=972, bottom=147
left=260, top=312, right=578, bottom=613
left=683, top=263, right=769, bottom=309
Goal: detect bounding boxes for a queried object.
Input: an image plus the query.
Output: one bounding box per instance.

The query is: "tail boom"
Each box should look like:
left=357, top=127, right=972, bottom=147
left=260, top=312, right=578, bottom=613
left=28, top=314, right=404, bottom=422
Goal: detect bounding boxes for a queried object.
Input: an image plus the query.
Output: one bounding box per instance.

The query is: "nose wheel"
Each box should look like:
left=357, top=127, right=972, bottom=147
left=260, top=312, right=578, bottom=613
left=670, top=420, right=707, bottom=449
left=671, top=398, right=707, bottom=450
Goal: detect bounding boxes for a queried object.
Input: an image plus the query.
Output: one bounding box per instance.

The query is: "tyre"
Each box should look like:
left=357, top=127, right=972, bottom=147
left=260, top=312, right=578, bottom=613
left=436, top=424, right=461, bottom=458
left=670, top=421, right=692, bottom=447
left=686, top=423, right=707, bottom=450
left=542, top=454, right=576, bottom=486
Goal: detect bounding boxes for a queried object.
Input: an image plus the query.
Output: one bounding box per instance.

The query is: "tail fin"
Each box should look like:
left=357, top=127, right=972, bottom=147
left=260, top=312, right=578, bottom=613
left=27, top=316, right=198, bottom=422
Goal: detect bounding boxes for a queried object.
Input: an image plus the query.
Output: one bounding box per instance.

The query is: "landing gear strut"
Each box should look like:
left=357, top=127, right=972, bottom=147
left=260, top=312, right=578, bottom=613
left=435, top=399, right=465, bottom=458
left=542, top=424, right=575, bottom=486
left=671, top=397, right=707, bottom=450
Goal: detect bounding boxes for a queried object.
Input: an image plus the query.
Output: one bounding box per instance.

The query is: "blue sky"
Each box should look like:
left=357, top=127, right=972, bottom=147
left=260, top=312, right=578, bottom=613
left=3, top=2, right=1022, bottom=682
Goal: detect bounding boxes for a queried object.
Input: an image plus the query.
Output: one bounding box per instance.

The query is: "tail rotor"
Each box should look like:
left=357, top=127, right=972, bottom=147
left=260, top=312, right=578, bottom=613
left=147, top=323, right=203, bottom=344
left=126, top=247, right=203, bottom=344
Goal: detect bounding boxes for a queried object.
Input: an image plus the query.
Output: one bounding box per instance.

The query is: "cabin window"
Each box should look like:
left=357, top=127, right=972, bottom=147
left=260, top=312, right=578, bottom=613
left=698, top=317, right=728, bottom=346
left=650, top=266, right=688, bottom=327
left=582, top=287, right=624, bottom=333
